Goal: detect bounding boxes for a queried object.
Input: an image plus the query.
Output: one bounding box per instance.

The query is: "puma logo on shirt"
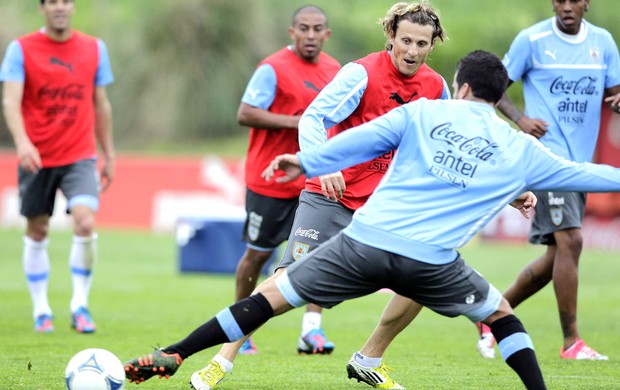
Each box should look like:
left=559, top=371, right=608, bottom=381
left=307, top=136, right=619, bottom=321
left=50, top=57, right=73, bottom=74
left=389, top=91, right=418, bottom=105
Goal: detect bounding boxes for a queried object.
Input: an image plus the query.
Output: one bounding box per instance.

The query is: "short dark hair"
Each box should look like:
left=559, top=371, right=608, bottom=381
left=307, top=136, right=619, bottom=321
left=291, top=5, right=328, bottom=27
left=456, top=50, right=508, bottom=104
left=40, top=0, right=74, bottom=4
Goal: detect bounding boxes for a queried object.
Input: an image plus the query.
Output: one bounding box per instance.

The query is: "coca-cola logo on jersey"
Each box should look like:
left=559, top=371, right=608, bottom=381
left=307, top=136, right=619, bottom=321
left=37, top=83, right=85, bottom=101
left=294, top=227, right=320, bottom=240
left=550, top=76, right=597, bottom=96
left=550, top=76, right=597, bottom=124
left=428, top=122, right=497, bottom=190
left=37, top=83, right=84, bottom=127
left=429, top=122, right=498, bottom=161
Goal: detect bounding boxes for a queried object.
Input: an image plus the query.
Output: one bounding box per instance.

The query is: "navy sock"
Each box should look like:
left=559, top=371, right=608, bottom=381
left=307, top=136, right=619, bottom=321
left=165, top=293, right=274, bottom=359
left=491, top=315, right=546, bottom=390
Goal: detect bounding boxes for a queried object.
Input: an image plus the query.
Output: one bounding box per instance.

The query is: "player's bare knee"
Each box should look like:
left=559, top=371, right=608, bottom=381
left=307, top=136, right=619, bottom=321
left=252, top=274, right=277, bottom=294
left=26, top=228, right=49, bottom=242
left=484, top=298, right=514, bottom=325
left=70, top=204, right=96, bottom=236
left=565, top=235, right=583, bottom=255
left=555, top=229, right=583, bottom=253
left=26, top=216, right=50, bottom=241
left=73, top=214, right=95, bottom=236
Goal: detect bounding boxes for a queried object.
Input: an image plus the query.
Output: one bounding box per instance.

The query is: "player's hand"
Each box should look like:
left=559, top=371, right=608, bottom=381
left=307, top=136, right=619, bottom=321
left=319, top=172, right=345, bottom=201
left=16, top=140, right=42, bottom=174
left=510, top=191, right=537, bottom=219
left=516, top=117, right=548, bottom=139
left=262, top=154, right=303, bottom=183
left=99, top=158, right=115, bottom=192
left=604, top=93, right=620, bottom=114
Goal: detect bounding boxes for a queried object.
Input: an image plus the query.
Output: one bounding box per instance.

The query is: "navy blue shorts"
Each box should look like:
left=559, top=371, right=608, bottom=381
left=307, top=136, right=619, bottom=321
left=242, top=187, right=298, bottom=251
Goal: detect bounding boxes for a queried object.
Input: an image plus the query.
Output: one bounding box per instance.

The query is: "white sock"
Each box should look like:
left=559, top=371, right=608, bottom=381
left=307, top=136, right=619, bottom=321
left=213, top=354, right=233, bottom=373
left=354, top=352, right=382, bottom=368
left=23, top=236, right=52, bottom=319
left=69, top=234, right=97, bottom=313
left=301, top=311, right=322, bottom=336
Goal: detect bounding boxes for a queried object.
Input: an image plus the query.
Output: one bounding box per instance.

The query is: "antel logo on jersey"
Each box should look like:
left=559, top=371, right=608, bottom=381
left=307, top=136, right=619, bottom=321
left=551, top=77, right=596, bottom=122
left=430, top=122, right=498, bottom=161
left=294, top=227, right=320, bottom=240
left=550, top=76, right=597, bottom=96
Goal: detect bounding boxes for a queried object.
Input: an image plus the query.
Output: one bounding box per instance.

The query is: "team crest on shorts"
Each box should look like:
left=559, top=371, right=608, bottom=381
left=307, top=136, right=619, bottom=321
left=550, top=207, right=563, bottom=226
left=248, top=211, right=262, bottom=242
left=292, top=242, right=310, bottom=261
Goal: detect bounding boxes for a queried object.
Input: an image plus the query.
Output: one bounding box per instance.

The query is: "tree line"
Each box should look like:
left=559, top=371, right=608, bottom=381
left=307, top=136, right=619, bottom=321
left=0, top=0, right=617, bottom=154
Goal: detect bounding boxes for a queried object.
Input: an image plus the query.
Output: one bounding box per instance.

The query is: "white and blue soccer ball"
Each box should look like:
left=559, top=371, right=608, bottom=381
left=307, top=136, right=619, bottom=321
left=65, top=348, right=125, bottom=390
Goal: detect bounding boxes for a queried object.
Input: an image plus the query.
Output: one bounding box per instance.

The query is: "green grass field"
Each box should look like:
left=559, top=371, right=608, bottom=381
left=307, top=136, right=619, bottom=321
left=1, top=227, right=619, bottom=389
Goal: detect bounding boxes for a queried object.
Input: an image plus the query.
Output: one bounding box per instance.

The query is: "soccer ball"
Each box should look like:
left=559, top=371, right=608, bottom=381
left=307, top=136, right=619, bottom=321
left=65, top=348, right=125, bottom=390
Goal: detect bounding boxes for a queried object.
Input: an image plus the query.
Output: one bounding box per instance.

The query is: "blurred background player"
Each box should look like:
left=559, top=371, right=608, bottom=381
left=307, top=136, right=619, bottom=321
left=474, top=0, right=620, bottom=360
left=158, top=2, right=449, bottom=389
left=230, top=5, right=340, bottom=356
left=0, top=0, right=115, bottom=333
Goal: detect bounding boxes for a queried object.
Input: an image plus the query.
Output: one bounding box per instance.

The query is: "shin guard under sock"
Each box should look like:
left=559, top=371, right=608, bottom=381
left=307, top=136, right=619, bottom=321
left=165, top=293, right=274, bottom=359
left=491, top=315, right=546, bottom=390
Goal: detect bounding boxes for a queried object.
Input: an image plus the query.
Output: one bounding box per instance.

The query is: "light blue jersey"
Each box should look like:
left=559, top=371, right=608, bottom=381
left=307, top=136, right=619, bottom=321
left=299, top=61, right=451, bottom=150
left=503, top=18, right=620, bottom=162
left=297, top=99, right=620, bottom=265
